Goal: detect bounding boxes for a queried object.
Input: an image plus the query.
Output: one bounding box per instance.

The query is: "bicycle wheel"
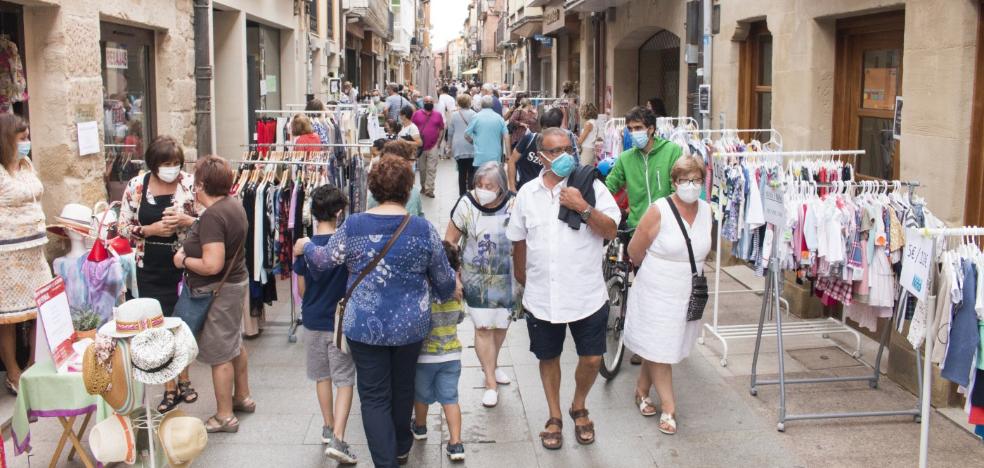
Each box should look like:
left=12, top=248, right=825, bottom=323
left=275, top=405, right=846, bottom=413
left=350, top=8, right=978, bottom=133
left=600, top=274, right=627, bottom=380
left=602, top=237, right=622, bottom=282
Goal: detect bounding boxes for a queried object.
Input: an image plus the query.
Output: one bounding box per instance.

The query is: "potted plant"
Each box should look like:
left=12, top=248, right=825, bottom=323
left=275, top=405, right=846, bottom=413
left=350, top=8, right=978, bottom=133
left=72, top=308, right=101, bottom=341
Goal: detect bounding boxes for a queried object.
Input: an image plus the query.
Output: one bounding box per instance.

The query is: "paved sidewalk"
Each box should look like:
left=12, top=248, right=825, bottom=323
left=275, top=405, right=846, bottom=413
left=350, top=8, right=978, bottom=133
left=3, top=158, right=982, bottom=467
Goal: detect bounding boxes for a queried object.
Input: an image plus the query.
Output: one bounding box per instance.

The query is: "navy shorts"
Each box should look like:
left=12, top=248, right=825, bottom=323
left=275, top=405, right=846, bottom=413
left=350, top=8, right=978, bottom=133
left=525, top=303, right=609, bottom=361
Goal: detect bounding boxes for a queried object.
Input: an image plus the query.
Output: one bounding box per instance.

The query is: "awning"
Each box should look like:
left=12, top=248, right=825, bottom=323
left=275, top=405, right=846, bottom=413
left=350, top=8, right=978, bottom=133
left=462, top=67, right=480, bottom=75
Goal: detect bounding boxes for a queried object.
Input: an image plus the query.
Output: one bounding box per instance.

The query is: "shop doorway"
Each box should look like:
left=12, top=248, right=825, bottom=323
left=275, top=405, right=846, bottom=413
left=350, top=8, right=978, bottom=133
left=832, top=11, right=905, bottom=180
left=246, top=22, right=282, bottom=149
left=100, top=22, right=156, bottom=202
left=966, top=2, right=984, bottom=226
left=637, top=30, right=680, bottom=117
left=0, top=2, right=26, bottom=119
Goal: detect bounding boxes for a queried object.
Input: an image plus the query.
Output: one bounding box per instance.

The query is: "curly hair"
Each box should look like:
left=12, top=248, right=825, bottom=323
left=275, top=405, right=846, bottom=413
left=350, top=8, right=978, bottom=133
left=368, top=155, right=414, bottom=205
left=382, top=140, right=416, bottom=161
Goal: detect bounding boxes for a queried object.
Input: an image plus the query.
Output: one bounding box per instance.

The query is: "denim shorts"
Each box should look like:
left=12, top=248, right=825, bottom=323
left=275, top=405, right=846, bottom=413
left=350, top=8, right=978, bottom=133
left=525, top=303, right=609, bottom=361
left=414, top=360, right=462, bottom=405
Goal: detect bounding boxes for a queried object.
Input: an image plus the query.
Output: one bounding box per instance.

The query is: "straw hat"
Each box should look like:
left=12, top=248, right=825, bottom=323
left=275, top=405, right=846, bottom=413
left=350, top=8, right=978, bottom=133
left=102, top=339, right=145, bottom=414
left=129, top=322, right=198, bottom=385
left=46, top=203, right=93, bottom=238
left=81, top=343, right=111, bottom=395
left=158, top=410, right=208, bottom=468
left=89, top=413, right=136, bottom=465
left=98, top=298, right=183, bottom=339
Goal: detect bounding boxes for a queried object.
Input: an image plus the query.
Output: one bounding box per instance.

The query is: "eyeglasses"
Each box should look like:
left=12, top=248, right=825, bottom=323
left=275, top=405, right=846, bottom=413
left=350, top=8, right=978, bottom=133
left=676, top=178, right=704, bottom=185
left=541, top=146, right=574, bottom=157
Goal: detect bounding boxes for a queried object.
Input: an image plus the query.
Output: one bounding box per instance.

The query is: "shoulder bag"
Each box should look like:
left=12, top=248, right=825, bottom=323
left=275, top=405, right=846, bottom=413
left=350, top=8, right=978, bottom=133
left=334, top=214, right=412, bottom=353
left=175, top=239, right=245, bottom=335
left=666, top=199, right=708, bottom=322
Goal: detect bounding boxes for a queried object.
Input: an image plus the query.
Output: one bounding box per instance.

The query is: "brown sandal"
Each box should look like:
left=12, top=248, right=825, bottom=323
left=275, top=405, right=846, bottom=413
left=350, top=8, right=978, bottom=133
left=569, top=407, right=595, bottom=445
left=539, top=417, right=563, bottom=450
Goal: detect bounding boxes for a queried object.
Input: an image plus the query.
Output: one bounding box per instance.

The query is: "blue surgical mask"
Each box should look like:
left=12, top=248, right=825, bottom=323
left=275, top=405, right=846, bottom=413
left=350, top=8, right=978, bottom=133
left=630, top=130, right=650, bottom=149
left=546, top=152, right=575, bottom=178
left=17, top=141, right=30, bottom=158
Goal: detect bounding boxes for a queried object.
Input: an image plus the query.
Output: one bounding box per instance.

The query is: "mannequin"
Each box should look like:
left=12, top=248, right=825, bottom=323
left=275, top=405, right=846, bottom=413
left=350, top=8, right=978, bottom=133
left=53, top=229, right=91, bottom=315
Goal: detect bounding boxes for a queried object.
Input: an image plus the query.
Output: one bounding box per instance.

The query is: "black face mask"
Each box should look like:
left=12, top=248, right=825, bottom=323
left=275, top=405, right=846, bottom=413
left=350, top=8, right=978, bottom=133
left=423, top=103, right=434, bottom=111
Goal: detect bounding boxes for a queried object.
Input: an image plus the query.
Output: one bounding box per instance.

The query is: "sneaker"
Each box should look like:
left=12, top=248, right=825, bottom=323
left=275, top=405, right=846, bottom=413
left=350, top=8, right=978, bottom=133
left=482, top=389, right=498, bottom=408
left=446, top=443, right=466, bottom=462
left=326, top=437, right=358, bottom=465
left=397, top=451, right=411, bottom=465
left=494, top=368, right=511, bottom=385
left=321, top=425, right=334, bottom=444
left=411, top=418, right=428, bottom=440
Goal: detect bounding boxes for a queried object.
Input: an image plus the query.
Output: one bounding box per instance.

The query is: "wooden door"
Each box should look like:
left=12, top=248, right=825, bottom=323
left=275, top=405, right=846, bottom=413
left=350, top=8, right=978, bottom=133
left=965, top=3, right=984, bottom=226
left=832, top=12, right=905, bottom=180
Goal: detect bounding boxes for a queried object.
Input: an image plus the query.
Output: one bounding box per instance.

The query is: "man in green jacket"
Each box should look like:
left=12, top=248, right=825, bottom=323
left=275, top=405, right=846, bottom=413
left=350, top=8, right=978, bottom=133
left=604, top=106, right=683, bottom=373
left=604, top=106, right=683, bottom=228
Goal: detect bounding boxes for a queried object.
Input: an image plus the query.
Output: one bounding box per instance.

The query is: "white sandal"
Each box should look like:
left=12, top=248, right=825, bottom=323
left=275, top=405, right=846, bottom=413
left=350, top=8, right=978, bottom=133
left=635, top=395, right=658, bottom=417
left=658, top=413, right=677, bottom=435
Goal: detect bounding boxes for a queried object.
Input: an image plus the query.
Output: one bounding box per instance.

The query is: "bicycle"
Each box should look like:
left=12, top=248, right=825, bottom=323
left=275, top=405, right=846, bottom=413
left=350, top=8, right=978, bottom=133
left=600, top=227, right=634, bottom=380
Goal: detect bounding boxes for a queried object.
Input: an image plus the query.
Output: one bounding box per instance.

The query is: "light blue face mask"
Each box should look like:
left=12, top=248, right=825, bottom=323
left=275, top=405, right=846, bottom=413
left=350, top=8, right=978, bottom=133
left=546, top=152, right=576, bottom=178
left=630, top=130, right=650, bottom=149
left=17, top=141, right=30, bottom=158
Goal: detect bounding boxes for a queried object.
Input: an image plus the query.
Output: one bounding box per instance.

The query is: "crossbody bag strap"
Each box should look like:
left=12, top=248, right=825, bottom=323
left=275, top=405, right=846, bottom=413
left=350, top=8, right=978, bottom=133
left=341, top=214, right=412, bottom=304
left=665, top=198, right=698, bottom=277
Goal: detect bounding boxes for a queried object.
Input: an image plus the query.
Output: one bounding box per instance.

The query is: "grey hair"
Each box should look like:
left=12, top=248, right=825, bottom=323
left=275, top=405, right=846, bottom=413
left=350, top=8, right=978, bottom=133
left=539, top=127, right=568, bottom=146
left=480, top=95, right=494, bottom=109
left=482, top=83, right=494, bottom=92
left=473, top=161, right=509, bottom=194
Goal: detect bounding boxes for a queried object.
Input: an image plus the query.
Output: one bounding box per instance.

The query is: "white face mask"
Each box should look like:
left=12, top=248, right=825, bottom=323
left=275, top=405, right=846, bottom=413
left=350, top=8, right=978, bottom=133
left=157, top=166, right=181, bottom=183
left=474, top=188, right=498, bottom=206
left=675, top=181, right=701, bottom=204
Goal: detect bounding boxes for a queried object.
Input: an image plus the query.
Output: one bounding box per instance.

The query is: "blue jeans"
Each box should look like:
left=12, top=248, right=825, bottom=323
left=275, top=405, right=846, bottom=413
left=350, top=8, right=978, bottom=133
left=348, top=339, right=422, bottom=468
left=415, top=360, right=461, bottom=404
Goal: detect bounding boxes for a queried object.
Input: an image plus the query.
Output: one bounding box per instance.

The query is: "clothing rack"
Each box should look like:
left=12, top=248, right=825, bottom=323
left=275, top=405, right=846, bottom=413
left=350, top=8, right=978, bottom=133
left=744, top=160, right=925, bottom=432
left=914, top=226, right=984, bottom=468
left=230, top=155, right=368, bottom=344
left=697, top=129, right=787, bottom=365
left=242, top=143, right=374, bottom=148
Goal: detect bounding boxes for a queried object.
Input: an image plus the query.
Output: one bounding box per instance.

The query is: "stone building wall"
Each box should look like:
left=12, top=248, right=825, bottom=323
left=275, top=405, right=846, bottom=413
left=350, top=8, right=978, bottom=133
left=19, top=0, right=196, bottom=244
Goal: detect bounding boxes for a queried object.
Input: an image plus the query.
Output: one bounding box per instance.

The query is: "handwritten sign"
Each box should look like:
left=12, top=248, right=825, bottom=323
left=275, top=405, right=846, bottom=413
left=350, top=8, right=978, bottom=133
left=900, top=228, right=934, bottom=300
left=762, top=184, right=785, bottom=226
left=77, top=121, right=99, bottom=156
left=35, top=277, right=77, bottom=373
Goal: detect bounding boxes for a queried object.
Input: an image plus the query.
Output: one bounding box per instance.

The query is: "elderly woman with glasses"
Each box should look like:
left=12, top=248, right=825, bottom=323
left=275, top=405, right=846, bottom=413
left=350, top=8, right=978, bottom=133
left=623, top=155, right=711, bottom=436
left=444, top=161, right=517, bottom=408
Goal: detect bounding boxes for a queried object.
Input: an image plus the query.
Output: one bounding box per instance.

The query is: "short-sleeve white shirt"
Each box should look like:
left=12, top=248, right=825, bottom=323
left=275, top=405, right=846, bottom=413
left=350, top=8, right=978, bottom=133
left=506, top=175, right=622, bottom=323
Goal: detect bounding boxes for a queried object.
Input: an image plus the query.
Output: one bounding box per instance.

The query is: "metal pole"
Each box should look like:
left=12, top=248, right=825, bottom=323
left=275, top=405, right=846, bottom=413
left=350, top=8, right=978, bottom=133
left=701, top=0, right=712, bottom=130
left=194, top=0, right=213, bottom=155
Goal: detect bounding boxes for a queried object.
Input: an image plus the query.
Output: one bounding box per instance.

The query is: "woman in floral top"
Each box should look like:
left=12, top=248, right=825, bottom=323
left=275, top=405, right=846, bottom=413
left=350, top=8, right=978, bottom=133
left=117, top=135, right=199, bottom=412
left=295, top=152, right=457, bottom=467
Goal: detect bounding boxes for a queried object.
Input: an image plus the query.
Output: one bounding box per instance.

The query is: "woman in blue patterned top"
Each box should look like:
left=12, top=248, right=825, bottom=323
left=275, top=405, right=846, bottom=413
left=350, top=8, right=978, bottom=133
left=295, top=144, right=457, bottom=468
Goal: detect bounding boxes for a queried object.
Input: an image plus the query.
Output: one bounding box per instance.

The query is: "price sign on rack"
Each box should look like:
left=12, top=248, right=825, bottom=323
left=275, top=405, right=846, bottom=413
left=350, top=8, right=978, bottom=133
left=900, top=228, right=934, bottom=301
left=762, top=184, right=785, bottom=226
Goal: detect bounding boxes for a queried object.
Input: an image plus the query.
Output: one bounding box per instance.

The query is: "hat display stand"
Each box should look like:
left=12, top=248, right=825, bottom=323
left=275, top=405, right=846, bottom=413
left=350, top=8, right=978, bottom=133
left=132, top=390, right=165, bottom=468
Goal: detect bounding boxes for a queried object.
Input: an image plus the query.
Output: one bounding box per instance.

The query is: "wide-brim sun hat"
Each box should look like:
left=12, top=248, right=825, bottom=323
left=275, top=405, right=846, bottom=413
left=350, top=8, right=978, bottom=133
left=46, top=203, right=94, bottom=238
left=89, top=413, right=136, bottom=464
left=129, top=322, right=198, bottom=385
left=82, top=343, right=111, bottom=396
left=158, top=409, right=208, bottom=468
left=98, top=298, right=183, bottom=339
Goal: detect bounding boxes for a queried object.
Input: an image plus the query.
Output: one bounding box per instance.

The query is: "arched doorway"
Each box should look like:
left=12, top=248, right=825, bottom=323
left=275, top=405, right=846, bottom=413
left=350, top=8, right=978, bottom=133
left=638, top=31, right=680, bottom=116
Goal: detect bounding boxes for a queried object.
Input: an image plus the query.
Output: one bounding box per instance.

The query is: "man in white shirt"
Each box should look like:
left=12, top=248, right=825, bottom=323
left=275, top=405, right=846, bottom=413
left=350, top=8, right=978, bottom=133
left=435, top=85, right=457, bottom=158
left=506, top=128, right=620, bottom=449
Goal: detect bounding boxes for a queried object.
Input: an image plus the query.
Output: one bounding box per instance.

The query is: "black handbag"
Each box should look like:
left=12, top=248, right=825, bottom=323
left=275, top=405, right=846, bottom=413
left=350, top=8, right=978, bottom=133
left=666, top=199, right=708, bottom=322
left=175, top=240, right=244, bottom=334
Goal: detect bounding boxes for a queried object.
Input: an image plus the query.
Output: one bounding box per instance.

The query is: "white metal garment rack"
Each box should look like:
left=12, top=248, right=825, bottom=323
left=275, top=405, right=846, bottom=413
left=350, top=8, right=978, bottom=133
left=230, top=147, right=370, bottom=343
left=704, top=149, right=867, bottom=367
left=744, top=167, right=926, bottom=432
left=914, top=226, right=984, bottom=468
left=697, top=129, right=791, bottom=366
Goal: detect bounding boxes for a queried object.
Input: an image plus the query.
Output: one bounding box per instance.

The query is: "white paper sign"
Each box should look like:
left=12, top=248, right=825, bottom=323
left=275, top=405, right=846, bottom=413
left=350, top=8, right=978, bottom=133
left=34, top=277, right=78, bottom=373
left=901, top=228, right=934, bottom=300
left=259, top=79, right=267, bottom=96
left=105, top=47, right=128, bottom=69
left=76, top=121, right=100, bottom=156
left=762, top=184, right=785, bottom=226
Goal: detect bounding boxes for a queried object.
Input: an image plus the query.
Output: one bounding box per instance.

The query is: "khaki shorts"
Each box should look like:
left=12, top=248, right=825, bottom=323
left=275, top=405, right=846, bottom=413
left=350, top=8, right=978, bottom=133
left=305, top=329, right=356, bottom=387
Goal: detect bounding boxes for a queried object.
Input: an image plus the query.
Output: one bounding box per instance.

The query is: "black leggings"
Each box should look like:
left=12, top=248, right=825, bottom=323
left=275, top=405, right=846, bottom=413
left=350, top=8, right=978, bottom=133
left=457, top=158, right=475, bottom=196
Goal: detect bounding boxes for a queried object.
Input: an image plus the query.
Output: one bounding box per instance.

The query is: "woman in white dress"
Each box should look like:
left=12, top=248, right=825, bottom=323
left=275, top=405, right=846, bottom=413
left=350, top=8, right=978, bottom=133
left=445, top=162, right=517, bottom=408
left=623, top=155, right=711, bottom=435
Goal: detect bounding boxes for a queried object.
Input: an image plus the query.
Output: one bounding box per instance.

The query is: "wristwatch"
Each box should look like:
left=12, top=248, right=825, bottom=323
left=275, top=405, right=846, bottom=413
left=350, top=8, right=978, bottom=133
left=580, top=206, right=593, bottom=222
